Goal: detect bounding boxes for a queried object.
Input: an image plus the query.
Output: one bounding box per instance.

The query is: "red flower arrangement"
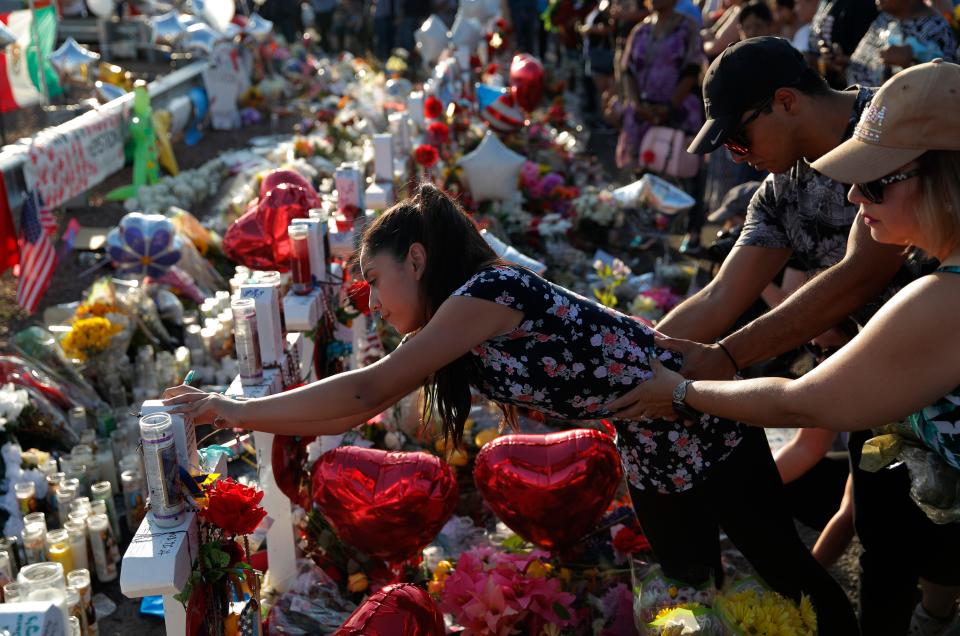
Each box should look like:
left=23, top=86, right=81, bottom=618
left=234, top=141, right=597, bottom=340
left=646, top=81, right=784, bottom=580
left=200, top=478, right=267, bottom=537
left=414, top=144, right=440, bottom=168
left=424, top=96, right=444, bottom=120
left=427, top=121, right=450, bottom=145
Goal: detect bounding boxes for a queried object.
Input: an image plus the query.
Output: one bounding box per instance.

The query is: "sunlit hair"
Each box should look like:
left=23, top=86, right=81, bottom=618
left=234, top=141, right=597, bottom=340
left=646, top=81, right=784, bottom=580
left=915, top=151, right=960, bottom=261
left=358, top=182, right=516, bottom=447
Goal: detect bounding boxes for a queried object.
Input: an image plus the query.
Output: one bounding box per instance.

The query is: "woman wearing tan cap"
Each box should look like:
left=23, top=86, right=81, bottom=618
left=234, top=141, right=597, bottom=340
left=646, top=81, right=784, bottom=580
left=618, top=59, right=960, bottom=633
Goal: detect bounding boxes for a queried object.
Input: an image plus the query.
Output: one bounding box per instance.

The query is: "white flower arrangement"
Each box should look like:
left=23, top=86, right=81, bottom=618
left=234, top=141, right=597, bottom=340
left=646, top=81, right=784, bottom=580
left=573, top=186, right=620, bottom=227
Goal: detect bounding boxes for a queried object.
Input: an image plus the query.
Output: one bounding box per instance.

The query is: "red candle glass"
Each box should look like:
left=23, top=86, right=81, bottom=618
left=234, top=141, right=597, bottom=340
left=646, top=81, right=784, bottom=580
left=288, top=224, right=312, bottom=295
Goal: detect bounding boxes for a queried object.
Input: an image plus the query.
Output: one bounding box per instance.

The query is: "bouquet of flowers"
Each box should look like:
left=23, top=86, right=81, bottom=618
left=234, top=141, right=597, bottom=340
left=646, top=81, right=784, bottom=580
left=572, top=186, right=620, bottom=229
left=438, top=546, right=577, bottom=635
left=715, top=583, right=817, bottom=636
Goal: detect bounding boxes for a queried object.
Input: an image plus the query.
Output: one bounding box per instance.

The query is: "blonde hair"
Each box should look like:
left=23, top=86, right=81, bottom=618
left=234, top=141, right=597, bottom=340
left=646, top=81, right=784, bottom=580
left=916, top=151, right=960, bottom=261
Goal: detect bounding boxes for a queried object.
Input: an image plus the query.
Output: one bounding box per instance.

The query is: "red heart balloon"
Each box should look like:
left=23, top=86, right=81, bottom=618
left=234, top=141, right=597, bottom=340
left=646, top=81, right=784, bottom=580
left=312, top=447, right=458, bottom=563
left=260, top=168, right=318, bottom=200
left=222, top=183, right=319, bottom=270
left=509, top=53, right=545, bottom=112
left=473, top=429, right=622, bottom=551
left=272, top=435, right=316, bottom=502
left=333, top=584, right=445, bottom=635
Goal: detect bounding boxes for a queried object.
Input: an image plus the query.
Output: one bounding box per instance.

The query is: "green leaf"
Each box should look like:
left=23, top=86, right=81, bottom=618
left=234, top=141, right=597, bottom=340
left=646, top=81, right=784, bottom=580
left=553, top=601, right=571, bottom=621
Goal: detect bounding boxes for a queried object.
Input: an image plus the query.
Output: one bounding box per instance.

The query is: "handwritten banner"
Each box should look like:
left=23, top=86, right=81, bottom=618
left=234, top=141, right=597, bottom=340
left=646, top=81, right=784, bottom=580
left=23, top=108, right=126, bottom=209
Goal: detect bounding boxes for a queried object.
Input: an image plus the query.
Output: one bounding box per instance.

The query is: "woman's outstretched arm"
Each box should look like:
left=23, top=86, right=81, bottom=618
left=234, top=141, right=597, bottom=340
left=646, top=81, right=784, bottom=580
left=162, top=295, right=522, bottom=435
left=618, top=274, right=960, bottom=431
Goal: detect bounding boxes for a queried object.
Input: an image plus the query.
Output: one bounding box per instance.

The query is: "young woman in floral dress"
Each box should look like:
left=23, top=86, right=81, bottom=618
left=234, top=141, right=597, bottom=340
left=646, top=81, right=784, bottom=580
left=164, top=183, right=856, bottom=634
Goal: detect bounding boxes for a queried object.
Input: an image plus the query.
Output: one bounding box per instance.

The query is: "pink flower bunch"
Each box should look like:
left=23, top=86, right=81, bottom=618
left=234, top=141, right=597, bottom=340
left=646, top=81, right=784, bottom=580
left=640, top=287, right=681, bottom=312
left=439, top=547, right=577, bottom=635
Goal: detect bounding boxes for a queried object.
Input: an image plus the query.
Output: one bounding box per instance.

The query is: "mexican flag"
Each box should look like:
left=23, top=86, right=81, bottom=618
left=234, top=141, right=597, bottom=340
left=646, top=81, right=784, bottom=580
left=0, top=4, right=61, bottom=113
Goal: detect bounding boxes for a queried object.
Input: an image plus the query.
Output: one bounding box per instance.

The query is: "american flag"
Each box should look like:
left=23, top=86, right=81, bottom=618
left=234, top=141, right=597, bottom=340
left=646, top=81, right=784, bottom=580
left=16, top=191, right=57, bottom=314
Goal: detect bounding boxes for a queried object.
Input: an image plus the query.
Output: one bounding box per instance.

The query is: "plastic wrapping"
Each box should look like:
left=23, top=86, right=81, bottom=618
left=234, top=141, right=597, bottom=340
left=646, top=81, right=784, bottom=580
left=266, top=560, right=355, bottom=635
left=612, top=174, right=696, bottom=215
left=901, top=445, right=960, bottom=524
left=632, top=560, right=716, bottom=632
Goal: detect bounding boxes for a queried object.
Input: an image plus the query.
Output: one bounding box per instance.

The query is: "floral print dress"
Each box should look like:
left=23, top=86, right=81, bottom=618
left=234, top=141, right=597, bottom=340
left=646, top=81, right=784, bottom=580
left=453, top=265, right=744, bottom=494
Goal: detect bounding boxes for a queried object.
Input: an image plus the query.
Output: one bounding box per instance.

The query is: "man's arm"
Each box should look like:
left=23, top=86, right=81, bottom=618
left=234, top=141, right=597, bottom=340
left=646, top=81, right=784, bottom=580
left=656, top=244, right=792, bottom=343
left=719, top=217, right=906, bottom=370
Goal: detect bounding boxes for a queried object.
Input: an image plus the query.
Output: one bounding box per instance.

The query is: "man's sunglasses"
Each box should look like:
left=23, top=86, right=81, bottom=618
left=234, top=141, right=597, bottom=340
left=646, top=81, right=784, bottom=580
left=856, top=169, right=920, bottom=204
left=723, top=97, right=774, bottom=157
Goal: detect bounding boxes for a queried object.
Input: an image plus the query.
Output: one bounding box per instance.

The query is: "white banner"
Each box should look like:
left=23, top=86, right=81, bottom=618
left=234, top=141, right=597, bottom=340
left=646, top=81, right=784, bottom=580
left=23, top=108, right=126, bottom=209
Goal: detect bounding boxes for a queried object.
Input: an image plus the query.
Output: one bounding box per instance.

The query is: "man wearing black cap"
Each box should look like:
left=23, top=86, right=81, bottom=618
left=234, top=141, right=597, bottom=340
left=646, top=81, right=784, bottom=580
left=609, top=37, right=956, bottom=636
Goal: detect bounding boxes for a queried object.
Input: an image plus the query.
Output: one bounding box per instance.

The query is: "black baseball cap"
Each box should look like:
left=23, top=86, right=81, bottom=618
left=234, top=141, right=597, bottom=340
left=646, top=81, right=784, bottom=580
left=688, top=37, right=808, bottom=154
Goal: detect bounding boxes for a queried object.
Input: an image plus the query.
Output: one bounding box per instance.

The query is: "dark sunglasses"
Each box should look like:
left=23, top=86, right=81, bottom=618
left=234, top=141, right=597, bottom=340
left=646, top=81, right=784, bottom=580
left=856, top=169, right=920, bottom=204
left=723, top=97, right=774, bottom=157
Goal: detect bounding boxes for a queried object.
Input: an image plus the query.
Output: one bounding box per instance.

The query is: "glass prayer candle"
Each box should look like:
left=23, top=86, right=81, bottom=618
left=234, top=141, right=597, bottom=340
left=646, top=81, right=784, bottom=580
left=20, top=523, right=45, bottom=565
left=68, top=407, right=87, bottom=435
left=288, top=223, right=312, bottom=294
left=121, top=470, right=145, bottom=532
left=56, top=487, right=77, bottom=528
left=22, top=513, right=45, bottom=534
left=138, top=414, right=185, bottom=528
left=0, top=550, right=13, bottom=588
left=63, top=522, right=88, bottom=574
left=86, top=514, right=117, bottom=583
left=14, top=482, right=36, bottom=517
left=67, top=569, right=96, bottom=636
left=3, top=581, right=21, bottom=603
left=89, top=483, right=120, bottom=541
left=45, top=530, right=73, bottom=575
left=95, top=445, right=118, bottom=493
left=231, top=298, right=263, bottom=386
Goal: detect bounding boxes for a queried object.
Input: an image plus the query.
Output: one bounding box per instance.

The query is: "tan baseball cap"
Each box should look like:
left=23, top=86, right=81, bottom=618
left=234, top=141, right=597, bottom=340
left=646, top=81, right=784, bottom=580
left=812, top=60, right=960, bottom=184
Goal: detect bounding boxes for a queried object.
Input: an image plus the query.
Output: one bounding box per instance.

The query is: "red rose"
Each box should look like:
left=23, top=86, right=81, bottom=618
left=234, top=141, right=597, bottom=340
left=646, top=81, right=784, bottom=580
left=414, top=144, right=440, bottom=168
left=427, top=121, right=450, bottom=145
left=485, top=63, right=499, bottom=76
left=641, top=150, right=657, bottom=165
left=470, top=55, right=482, bottom=69
left=199, top=478, right=267, bottom=536
left=424, top=96, right=444, bottom=120
left=495, top=17, right=509, bottom=31
left=347, top=279, right=370, bottom=315
left=612, top=526, right=652, bottom=554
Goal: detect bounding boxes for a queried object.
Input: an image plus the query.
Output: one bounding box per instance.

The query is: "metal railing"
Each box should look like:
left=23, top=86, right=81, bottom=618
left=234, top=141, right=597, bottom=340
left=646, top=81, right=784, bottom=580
left=0, top=57, right=210, bottom=232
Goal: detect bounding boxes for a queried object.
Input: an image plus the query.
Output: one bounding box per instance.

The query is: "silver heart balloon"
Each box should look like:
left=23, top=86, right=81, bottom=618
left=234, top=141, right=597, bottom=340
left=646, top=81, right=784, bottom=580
left=150, top=11, right=187, bottom=46
left=182, top=22, right=224, bottom=55
left=243, top=13, right=273, bottom=42
left=94, top=80, right=127, bottom=103
left=48, top=38, right=101, bottom=78
left=0, top=22, right=16, bottom=48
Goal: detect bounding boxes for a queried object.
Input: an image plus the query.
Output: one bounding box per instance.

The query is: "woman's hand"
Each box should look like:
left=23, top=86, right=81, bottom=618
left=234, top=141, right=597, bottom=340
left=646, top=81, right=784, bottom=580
left=606, top=357, right=686, bottom=421
left=161, top=384, right=244, bottom=428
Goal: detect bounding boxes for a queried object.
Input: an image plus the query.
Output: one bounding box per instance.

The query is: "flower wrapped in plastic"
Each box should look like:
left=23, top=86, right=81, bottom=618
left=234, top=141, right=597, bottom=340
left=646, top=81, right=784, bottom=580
left=715, top=580, right=817, bottom=636
left=0, top=382, right=78, bottom=450
left=647, top=604, right=725, bottom=636
left=13, top=327, right=103, bottom=410
left=438, top=546, right=577, bottom=635
left=632, top=561, right=717, bottom=628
